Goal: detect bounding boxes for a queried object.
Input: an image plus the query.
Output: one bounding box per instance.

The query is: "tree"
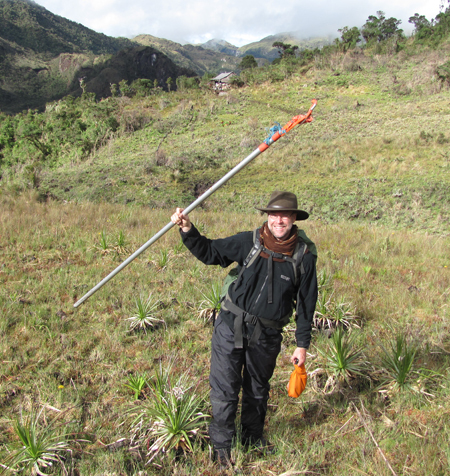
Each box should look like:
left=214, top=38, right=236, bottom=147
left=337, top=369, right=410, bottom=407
left=131, top=79, right=153, bottom=97
left=239, top=55, right=258, bottom=69
left=176, top=76, right=199, bottom=91
left=110, top=83, right=119, bottom=97
left=409, top=13, right=433, bottom=40
left=166, top=77, right=173, bottom=92
left=119, top=79, right=133, bottom=97
left=433, top=3, right=450, bottom=41
left=337, top=26, right=361, bottom=51
left=272, top=41, right=299, bottom=59
left=361, top=11, right=403, bottom=44
left=79, top=77, right=86, bottom=94
left=380, top=16, right=403, bottom=40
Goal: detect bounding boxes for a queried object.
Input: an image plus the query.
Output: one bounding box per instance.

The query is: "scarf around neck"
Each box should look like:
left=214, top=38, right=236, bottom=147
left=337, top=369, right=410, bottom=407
left=259, top=222, right=298, bottom=261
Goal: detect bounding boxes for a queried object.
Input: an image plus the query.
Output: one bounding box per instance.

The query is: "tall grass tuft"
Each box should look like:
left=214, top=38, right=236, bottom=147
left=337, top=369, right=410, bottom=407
left=153, top=249, right=170, bottom=270
left=95, top=230, right=111, bottom=254
left=113, top=230, right=128, bottom=254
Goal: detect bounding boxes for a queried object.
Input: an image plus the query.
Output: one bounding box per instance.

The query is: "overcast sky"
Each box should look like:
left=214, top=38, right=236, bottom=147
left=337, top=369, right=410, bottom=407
left=34, top=0, right=442, bottom=46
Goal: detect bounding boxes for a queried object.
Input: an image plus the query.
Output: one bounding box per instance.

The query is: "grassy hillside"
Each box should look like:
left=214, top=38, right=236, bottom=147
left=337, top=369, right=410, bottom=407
left=0, top=0, right=135, bottom=56
left=3, top=42, right=448, bottom=233
left=1, top=41, right=450, bottom=475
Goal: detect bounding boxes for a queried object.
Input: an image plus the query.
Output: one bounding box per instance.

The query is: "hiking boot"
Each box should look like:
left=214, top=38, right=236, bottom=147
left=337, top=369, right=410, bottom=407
left=213, top=447, right=233, bottom=470
left=242, top=436, right=277, bottom=455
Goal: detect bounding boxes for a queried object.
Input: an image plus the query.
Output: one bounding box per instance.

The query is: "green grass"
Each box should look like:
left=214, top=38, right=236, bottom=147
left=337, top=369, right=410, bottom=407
left=0, top=195, right=449, bottom=474
left=3, top=46, right=450, bottom=225
left=1, top=44, right=450, bottom=474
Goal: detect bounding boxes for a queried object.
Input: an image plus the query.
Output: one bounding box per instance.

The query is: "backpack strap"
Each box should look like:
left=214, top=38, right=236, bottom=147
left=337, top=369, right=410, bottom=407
left=233, top=228, right=262, bottom=287
left=222, top=293, right=291, bottom=348
left=293, top=241, right=307, bottom=285
left=233, top=229, right=307, bottom=306
left=260, top=240, right=307, bottom=304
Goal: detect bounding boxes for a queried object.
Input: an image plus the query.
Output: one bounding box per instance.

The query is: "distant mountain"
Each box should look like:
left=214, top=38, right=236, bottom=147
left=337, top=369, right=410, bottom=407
left=133, top=35, right=240, bottom=76
left=237, top=32, right=332, bottom=61
left=200, top=39, right=239, bottom=57
left=133, top=33, right=333, bottom=75
left=0, top=0, right=195, bottom=113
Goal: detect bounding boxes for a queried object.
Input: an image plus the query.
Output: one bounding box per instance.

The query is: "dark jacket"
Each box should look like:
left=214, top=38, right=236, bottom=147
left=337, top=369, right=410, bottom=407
left=181, top=225, right=317, bottom=348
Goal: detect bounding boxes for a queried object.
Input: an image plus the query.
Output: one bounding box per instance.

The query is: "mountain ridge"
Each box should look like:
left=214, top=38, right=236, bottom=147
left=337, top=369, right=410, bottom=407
left=0, top=0, right=332, bottom=113
left=0, top=0, right=197, bottom=112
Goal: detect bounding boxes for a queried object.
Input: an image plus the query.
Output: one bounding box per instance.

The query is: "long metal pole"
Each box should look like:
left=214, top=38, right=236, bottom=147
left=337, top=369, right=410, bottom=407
left=73, top=99, right=317, bottom=308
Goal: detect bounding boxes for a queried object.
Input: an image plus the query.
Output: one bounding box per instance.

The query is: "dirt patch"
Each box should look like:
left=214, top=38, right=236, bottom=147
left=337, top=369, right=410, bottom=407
left=194, top=181, right=214, bottom=198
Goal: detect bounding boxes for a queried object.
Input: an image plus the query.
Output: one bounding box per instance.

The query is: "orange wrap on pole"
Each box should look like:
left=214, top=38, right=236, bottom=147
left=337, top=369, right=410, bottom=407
left=287, top=363, right=307, bottom=398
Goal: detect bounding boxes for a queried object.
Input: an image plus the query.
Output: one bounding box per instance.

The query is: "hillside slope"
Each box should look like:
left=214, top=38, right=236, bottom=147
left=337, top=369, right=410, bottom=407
left=0, top=0, right=194, bottom=113
left=0, top=0, right=135, bottom=56
left=2, top=45, right=450, bottom=234
left=1, top=43, right=450, bottom=476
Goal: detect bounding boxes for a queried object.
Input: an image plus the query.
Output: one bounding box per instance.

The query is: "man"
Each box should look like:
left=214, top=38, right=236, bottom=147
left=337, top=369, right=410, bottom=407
left=171, top=191, right=317, bottom=467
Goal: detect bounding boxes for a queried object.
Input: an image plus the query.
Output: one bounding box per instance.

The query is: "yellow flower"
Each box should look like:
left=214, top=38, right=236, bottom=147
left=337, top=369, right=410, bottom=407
left=58, top=385, right=64, bottom=389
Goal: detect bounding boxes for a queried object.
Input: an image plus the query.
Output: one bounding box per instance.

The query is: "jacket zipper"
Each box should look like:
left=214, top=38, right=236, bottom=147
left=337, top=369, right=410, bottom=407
left=251, top=275, right=268, bottom=313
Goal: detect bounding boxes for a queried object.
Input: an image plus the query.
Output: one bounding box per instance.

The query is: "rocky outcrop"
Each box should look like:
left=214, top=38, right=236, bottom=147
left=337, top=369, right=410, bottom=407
left=79, top=46, right=196, bottom=98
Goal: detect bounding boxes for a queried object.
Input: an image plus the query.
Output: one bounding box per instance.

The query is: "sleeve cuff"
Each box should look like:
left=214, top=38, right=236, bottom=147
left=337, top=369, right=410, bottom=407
left=296, top=341, right=310, bottom=349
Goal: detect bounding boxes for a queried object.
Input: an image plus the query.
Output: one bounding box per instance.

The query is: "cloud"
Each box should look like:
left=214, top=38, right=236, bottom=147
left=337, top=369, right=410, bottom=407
left=35, top=0, right=442, bottom=46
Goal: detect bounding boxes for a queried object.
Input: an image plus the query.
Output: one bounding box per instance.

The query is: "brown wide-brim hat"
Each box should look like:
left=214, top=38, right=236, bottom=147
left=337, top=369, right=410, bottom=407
left=256, top=191, right=309, bottom=221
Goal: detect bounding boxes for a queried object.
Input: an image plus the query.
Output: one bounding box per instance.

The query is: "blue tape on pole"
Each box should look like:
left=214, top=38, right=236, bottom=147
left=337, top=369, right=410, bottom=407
left=264, top=122, right=286, bottom=145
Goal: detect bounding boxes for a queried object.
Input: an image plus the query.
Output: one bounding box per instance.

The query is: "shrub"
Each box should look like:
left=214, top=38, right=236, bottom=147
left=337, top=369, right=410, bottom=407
left=436, top=61, right=450, bottom=85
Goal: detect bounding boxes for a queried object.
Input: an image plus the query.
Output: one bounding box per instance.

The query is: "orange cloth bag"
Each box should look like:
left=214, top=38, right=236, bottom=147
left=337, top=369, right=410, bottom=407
left=287, top=363, right=307, bottom=398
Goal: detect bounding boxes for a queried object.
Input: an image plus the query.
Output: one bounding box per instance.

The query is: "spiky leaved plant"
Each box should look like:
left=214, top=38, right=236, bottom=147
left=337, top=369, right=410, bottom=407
left=198, top=282, right=222, bottom=322
left=380, top=334, right=417, bottom=392
left=114, top=230, right=128, bottom=254
left=124, top=373, right=148, bottom=400
left=1, top=406, right=73, bottom=476
left=318, top=327, right=366, bottom=383
left=313, top=292, right=360, bottom=331
left=129, top=363, right=209, bottom=464
left=127, top=294, right=164, bottom=333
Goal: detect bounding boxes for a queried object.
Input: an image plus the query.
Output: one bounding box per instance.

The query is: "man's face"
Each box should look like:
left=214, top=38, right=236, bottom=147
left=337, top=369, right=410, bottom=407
left=267, top=211, right=296, bottom=240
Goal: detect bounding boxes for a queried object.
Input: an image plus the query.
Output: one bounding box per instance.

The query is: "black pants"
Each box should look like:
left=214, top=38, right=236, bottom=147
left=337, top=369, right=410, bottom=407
left=209, top=313, right=282, bottom=450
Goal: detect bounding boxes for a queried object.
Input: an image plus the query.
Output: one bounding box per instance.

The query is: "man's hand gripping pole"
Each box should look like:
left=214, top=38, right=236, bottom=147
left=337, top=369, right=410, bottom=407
left=73, top=99, right=317, bottom=308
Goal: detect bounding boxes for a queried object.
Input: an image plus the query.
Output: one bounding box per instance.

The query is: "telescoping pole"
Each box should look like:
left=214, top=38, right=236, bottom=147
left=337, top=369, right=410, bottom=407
left=73, top=99, right=317, bottom=308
